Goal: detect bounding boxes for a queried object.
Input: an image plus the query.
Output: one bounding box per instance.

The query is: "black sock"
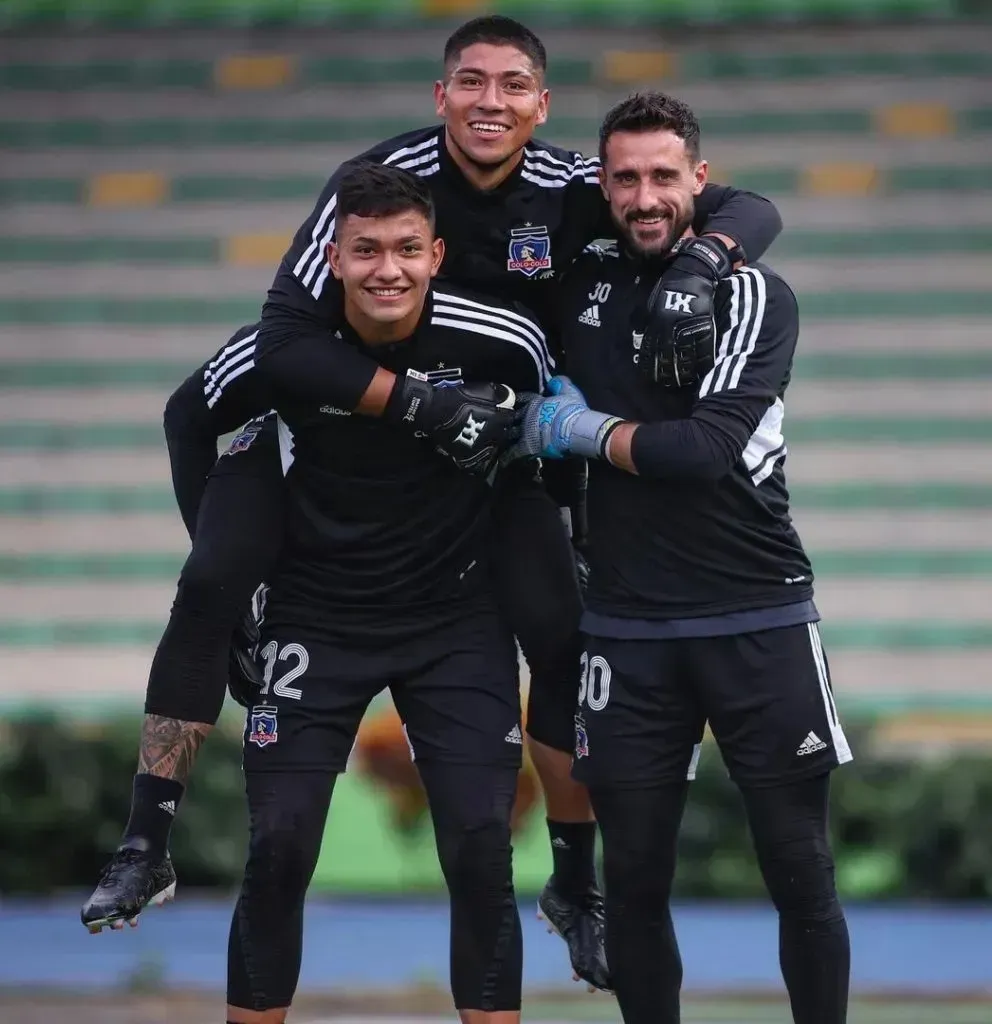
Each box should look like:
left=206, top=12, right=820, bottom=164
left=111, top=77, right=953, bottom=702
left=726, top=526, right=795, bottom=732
left=122, top=774, right=185, bottom=858
left=547, top=819, right=598, bottom=894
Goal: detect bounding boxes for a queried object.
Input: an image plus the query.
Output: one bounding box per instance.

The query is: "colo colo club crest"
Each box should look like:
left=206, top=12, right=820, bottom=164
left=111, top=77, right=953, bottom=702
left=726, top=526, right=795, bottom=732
left=225, top=421, right=263, bottom=456
left=248, top=705, right=279, bottom=747
left=574, top=712, right=589, bottom=759
left=507, top=225, right=552, bottom=278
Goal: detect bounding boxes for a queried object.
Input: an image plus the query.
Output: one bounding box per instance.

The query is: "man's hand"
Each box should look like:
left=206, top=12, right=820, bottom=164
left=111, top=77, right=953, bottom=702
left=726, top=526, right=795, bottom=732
left=227, top=611, right=263, bottom=709
left=504, top=376, right=621, bottom=463
left=386, top=369, right=517, bottom=475
left=637, top=235, right=740, bottom=388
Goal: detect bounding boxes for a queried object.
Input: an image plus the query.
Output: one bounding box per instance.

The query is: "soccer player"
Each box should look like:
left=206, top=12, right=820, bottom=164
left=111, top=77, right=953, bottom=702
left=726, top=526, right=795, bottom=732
left=83, top=16, right=783, bottom=989
left=223, top=163, right=544, bottom=1023
left=508, top=92, right=853, bottom=1024
left=79, top=255, right=521, bottom=936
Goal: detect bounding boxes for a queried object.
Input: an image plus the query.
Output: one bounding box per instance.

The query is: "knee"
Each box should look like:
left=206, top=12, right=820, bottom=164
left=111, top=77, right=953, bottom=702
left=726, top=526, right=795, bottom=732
left=244, top=804, right=322, bottom=906
left=176, top=550, right=229, bottom=605
left=602, top=839, right=670, bottom=914
left=175, top=545, right=252, bottom=618
left=599, top=820, right=669, bottom=913
left=756, top=833, right=843, bottom=925
left=436, top=818, right=513, bottom=899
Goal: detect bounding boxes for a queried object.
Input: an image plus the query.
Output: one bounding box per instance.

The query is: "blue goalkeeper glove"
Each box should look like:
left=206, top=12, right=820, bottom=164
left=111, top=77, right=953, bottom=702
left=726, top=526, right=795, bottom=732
left=504, top=376, right=622, bottom=463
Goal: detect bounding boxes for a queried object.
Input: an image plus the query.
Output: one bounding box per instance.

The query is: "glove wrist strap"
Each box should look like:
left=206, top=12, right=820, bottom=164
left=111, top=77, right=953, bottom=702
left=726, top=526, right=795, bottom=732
left=670, top=235, right=743, bottom=281
left=567, top=409, right=624, bottom=460
left=382, top=368, right=431, bottom=429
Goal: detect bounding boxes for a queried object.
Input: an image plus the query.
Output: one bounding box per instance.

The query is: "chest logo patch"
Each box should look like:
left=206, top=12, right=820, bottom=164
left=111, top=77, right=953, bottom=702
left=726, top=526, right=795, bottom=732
left=507, top=225, right=552, bottom=278
left=578, top=305, right=602, bottom=328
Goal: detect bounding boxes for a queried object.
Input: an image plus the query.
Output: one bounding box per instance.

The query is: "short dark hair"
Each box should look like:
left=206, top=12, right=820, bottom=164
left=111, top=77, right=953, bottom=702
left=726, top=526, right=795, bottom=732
left=443, top=15, right=547, bottom=77
left=335, top=162, right=435, bottom=229
left=599, top=92, right=701, bottom=166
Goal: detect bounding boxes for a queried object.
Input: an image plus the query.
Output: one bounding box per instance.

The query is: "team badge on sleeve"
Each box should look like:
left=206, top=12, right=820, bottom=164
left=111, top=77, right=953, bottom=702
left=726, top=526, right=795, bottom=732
left=224, top=422, right=262, bottom=456
left=574, top=712, right=589, bottom=759
left=507, top=225, right=552, bottom=278
left=248, top=704, right=279, bottom=747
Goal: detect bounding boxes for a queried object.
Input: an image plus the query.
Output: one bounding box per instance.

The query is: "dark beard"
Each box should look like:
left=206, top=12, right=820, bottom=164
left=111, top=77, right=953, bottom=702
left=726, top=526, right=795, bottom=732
left=614, top=202, right=695, bottom=260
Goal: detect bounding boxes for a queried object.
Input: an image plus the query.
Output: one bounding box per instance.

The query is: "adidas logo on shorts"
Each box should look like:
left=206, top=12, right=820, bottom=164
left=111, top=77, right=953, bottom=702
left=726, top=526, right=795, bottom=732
left=797, top=731, right=828, bottom=756
left=504, top=724, right=523, bottom=745
left=578, top=305, right=601, bottom=327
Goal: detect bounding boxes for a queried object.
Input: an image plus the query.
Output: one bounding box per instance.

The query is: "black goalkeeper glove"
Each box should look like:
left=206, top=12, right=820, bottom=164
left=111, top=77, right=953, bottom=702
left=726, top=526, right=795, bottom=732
left=385, top=369, right=516, bottom=475
left=636, top=235, right=743, bottom=388
left=227, top=610, right=263, bottom=709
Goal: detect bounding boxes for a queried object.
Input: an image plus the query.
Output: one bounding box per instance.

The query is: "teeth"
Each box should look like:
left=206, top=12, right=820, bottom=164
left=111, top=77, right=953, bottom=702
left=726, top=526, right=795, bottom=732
left=369, top=288, right=403, bottom=296
left=471, top=122, right=508, bottom=134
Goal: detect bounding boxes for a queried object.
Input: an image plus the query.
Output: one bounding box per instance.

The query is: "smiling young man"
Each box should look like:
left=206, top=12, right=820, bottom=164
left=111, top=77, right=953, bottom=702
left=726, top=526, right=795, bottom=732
left=83, top=16, right=783, bottom=992
left=223, top=163, right=548, bottom=1024
left=507, top=92, right=852, bottom=1024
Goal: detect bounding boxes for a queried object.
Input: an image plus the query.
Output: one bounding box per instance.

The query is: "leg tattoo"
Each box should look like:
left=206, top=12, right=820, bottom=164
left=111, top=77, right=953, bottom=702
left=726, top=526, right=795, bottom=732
left=138, top=714, right=212, bottom=784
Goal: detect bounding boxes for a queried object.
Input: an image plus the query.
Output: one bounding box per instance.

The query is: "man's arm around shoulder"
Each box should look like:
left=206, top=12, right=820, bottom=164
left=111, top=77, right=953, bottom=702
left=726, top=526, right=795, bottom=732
left=611, top=267, right=799, bottom=478
left=508, top=267, right=800, bottom=481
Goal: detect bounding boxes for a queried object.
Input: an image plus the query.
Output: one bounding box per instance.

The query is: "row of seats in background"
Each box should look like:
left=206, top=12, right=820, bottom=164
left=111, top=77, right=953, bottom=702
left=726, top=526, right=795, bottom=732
left=0, top=0, right=989, bottom=752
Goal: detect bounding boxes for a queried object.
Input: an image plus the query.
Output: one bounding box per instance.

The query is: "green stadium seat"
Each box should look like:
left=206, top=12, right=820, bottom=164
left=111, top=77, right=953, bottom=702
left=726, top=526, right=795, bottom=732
left=0, top=237, right=218, bottom=264
left=0, top=178, right=82, bottom=204
left=0, top=59, right=211, bottom=91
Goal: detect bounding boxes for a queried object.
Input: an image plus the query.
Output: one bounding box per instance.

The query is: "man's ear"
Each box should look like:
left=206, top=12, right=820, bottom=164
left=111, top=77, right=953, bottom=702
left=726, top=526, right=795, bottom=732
left=693, top=159, right=709, bottom=196
left=534, top=87, right=550, bottom=128
left=598, top=166, right=609, bottom=204
left=430, top=237, right=445, bottom=277
left=327, top=242, right=342, bottom=280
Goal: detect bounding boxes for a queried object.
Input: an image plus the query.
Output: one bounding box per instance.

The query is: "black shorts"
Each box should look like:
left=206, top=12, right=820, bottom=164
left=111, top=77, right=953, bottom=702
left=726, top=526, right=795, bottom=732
left=241, top=608, right=523, bottom=775
left=571, top=621, right=853, bottom=789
